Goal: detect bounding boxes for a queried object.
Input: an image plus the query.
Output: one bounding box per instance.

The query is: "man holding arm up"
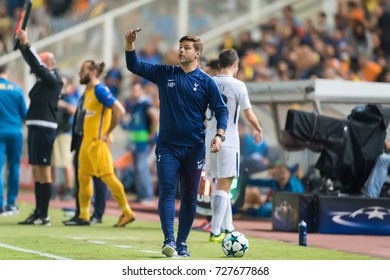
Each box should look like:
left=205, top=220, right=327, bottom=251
left=125, top=29, right=228, bottom=257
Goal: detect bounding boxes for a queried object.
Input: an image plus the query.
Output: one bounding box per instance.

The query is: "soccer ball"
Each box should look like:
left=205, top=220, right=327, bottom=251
left=222, top=231, right=249, bottom=257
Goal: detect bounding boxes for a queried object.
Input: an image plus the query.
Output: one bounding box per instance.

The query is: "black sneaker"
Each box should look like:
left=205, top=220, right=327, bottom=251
left=0, top=206, right=6, bottom=216
left=177, top=242, right=190, bottom=257
left=18, top=213, right=38, bottom=225
left=33, top=217, right=51, bottom=226
left=62, top=216, right=76, bottom=225
left=63, top=217, right=90, bottom=226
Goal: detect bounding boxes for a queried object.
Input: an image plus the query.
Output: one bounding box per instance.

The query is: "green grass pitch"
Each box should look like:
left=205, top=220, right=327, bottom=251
left=0, top=202, right=380, bottom=260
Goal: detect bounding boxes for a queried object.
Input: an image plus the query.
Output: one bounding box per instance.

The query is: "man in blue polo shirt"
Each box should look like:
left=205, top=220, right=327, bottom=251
left=0, top=64, right=27, bottom=215
left=125, top=30, right=228, bottom=257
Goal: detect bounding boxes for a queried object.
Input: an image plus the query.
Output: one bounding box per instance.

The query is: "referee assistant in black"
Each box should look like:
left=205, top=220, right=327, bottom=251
left=15, top=29, right=62, bottom=225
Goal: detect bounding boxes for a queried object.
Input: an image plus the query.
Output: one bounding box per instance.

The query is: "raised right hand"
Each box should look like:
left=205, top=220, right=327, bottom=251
left=124, top=29, right=140, bottom=51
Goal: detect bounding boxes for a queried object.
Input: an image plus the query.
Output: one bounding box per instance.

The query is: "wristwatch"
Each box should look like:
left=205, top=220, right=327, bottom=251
left=215, top=133, right=225, bottom=142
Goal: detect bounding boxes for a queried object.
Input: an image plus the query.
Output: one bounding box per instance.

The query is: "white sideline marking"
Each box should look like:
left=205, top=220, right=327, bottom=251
left=138, top=250, right=161, bottom=254
left=88, top=240, right=106, bottom=244
left=113, top=245, right=135, bottom=249
left=70, top=237, right=159, bottom=254
left=0, top=243, right=71, bottom=260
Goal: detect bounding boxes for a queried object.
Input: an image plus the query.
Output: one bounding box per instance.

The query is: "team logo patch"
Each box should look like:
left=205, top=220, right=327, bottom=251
left=85, top=110, right=95, bottom=117
left=193, top=82, right=199, bottom=91
left=193, top=83, right=199, bottom=91
left=197, top=159, right=204, bottom=170
left=167, top=79, right=175, bottom=88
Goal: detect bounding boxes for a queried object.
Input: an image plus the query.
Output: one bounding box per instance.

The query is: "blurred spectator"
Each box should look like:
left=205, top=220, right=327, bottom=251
left=241, top=163, right=304, bottom=218
left=371, top=31, right=386, bottom=65
left=105, top=54, right=123, bottom=98
left=137, top=39, right=163, bottom=86
left=262, top=39, right=280, bottom=68
left=315, top=11, right=333, bottom=39
left=241, top=48, right=262, bottom=81
left=332, top=28, right=349, bottom=56
left=69, top=0, right=90, bottom=21
left=190, top=5, right=211, bottom=35
left=218, top=32, right=237, bottom=51
left=0, top=64, right=27, bottom=215
left=280, top=4, right=303, bottom=37
left=205, top=58, right=220, bottom=77
left=144, top=82, right=160, bottom=191
left=346, top=0, right=365, bottom=23
left=121, top=82, right=159, bottom=204
left=0, top=5, right=11, bottom=54
left=46, top=0, right=73, bottom=33
left=358, top=53, right=382, bottom=81
left=6, top=0, right=23, bottom=18
left=363, top=138, right=390, bottom=198
left=153, top=6, right=176, bottom=42
left=162, top=49, right=179, bottom=65
left=376, top=67, right=390, bottom=82
left=273, top=59, right=293, bottom=81
left=30, top=0, right=50, bottom=40
left=300, top=18, right=318, bottom=49
left=377, top=4, right=390, bottom=62
left=345, top=20, right=374, bottom=69
left=88, top=0, right=109, bottom=19
left=238, top=120, right=270, bottom=176
left=322, top=65, right=341, bottom=79
left=51, top=75, right=78, bottom=201
left=334, top=12, right=350, bottom=31
left=236, top=31, right=257, bottom=58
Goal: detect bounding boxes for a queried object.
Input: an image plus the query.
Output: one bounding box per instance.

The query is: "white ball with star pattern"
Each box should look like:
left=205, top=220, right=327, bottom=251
left=222, top=231, right=249, bottom=257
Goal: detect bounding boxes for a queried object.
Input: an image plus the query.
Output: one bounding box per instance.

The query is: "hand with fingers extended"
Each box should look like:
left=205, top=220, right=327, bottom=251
left=124, top=28, right=141, bottom=51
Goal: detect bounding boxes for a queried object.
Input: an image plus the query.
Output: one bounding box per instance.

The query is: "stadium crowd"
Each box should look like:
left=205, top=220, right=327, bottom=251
left=217, top=0, right=390, bottom=83
left=0, top=0, right=129, bottom=54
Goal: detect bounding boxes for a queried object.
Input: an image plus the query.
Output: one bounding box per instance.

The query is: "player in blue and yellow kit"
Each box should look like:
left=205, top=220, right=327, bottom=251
left=125, top=30, right=228, bottom=257
left=71, top=60, right=135, bottom=226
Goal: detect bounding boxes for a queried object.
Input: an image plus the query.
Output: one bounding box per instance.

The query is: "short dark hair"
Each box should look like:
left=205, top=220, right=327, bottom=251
left=179, top=35, right=204, bottom=54
left=0, top=64, right=8, bottom=74
left=207, top=58, right=219, bottom=71
left=218, top=49, right=239, bottom=68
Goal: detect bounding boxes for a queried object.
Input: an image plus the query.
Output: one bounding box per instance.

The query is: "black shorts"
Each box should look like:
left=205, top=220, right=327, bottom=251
left=27, top=126, right=56, bottom=165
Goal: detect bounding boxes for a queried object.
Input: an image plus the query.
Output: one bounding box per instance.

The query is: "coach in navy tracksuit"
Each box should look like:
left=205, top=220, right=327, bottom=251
left=125, top=30, right=228, bottom=257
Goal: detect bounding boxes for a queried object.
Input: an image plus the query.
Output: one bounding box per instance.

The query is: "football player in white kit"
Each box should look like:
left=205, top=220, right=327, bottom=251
left=206, top=48, right=263, bottom=242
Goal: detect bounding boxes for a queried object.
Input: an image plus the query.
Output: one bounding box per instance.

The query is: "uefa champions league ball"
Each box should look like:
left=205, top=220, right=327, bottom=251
left=222, top=231, right=249, bottom=257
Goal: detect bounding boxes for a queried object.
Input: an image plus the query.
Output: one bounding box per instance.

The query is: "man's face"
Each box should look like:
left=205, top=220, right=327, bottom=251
left=178, top=40, right=198, bottom=65
left=79, top=62, right=91, bottom=85
left=131, top=83, right=143, bottom=100
left=274, top=166, right=290, bottom=189
left=39, top=52, right=51, bottom=68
